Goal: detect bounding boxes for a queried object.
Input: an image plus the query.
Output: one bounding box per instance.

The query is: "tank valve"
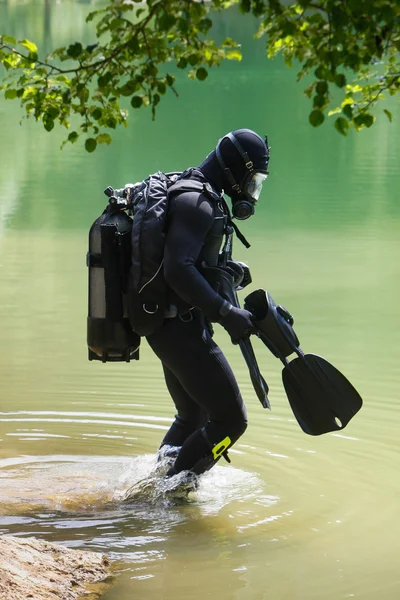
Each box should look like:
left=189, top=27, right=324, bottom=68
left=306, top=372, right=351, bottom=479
left=104, top=186, right=114, bottom=198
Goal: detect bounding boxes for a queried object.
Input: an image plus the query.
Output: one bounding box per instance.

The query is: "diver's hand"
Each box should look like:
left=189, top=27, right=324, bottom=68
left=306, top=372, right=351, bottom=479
left=218, top=300, right=256, bottom=344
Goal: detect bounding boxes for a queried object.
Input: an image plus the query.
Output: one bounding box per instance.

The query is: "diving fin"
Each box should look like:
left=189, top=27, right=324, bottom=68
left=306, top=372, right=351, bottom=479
left=282, top=354, right=363, bottom=435
left=244, top=288, right=299, bottom=358
left=244, top=289, right=363, bottom=435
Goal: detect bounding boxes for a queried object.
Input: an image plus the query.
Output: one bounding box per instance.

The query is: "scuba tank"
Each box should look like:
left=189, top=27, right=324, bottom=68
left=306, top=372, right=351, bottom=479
left=87, top=186, right=140, bottom=362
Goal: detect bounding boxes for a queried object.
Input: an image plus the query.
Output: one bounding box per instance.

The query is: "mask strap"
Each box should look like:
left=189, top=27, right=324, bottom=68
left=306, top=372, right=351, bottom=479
left=226, top=133, right=254, bottom=170
left=215, top=141, right=241, bottom=192
left=215, top=132, right=257, bottom=193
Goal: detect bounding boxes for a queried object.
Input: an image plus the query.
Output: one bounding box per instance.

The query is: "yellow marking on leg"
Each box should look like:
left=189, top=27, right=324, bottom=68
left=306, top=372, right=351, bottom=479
left=212, top=436, right=232, bottom=460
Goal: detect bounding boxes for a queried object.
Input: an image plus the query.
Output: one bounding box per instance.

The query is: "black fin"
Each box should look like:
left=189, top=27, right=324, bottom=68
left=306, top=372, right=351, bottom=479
left=282, top=354, right=363, bottom=435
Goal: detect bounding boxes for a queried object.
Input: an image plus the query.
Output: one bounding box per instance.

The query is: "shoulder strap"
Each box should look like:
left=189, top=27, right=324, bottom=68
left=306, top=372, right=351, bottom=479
left=168, top=176, right=251, bottom=249
left=168, top=179, right=221, bottom=203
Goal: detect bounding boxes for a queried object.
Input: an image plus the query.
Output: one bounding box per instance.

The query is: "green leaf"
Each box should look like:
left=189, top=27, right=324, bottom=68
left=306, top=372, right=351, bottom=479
left=363, top=114, right=374, bottom=128
left=43, top=117, right=54, bottom=132
left=62, top=90, right=71, bottom=104
left=334, top=117, right=349, bottom=136
left=20, top=39, right=37, bottom=53
left=2, top=35, right=16, bottom=44
left=85, top=138, right=97, bottom=152
left=282, top=21, right=297, bottom=36
left=97, top=72, right=113, bottom=88
left=198, top=18, right=212, bottom=33
left=131, top=95, right=143, bottom=108
left=66, top=42, right=83, bottom=59
left=226, top=49, right=242, bottom=61
left=109, top=18, right=125, bottom=30
left=304, top=82, right=316, bottom=99
left=383, top=109, right=392, bottom=122
left=196, top=67, right=208, bottom=81
left=314, top=66, right=328, bottom=80
left=86, top=43, right=98, bottom=54
left=342, top=104, right=353, bottom=119
left=77, top=87, right=89, bottom=102
left=309, top=110, right=325, bottom=127
left=91, top=107, right=103, bottom=120
left=56, top=75, right=70, bottom=83
left=2, top=59, right=12, bottom=71
left=353, top=113, right=375, bottom=129
left=313, top=94, right=326, bottom=108
left=96, top=133, right=112, bottom=144
left=166, top=74, right=175, bottom=87
left=68, top=131, right=79, bottom=143
left=157, top=81, right=167, bottom=95
left=120, top=80, right=138, bottom=96
left=127, top=37, right=140, bottom=53
left=222, top=38, right=239, bottom=48
left=158, top=12, right=176, bottom=30
left=346, top=54, right=360, bottom=70
left=177, top=57, right=187, bottom=69
left=188, top=54, right=200, bottom=67
left=144, top=63, right=158, bottom=77
left=178, top=17, right=189, bottom=34
left=107, top=117, right=117, bottom=129
left=4, top=89, right=17, bottom=99
left=47, top=106, right=60, bottom=119
left=335, top=73, right=346, bottom=88
left=316, top=81, right=328, bottom=95
left=284, top=55, right=293, bottom=68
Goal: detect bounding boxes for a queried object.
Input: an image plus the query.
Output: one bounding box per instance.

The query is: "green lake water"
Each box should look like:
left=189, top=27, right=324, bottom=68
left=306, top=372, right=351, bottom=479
left=1, top=2, right=400, bottom=599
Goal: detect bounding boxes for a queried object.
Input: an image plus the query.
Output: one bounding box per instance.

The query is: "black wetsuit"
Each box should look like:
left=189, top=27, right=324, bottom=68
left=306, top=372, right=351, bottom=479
left=146, top=172, right=247, bottom=475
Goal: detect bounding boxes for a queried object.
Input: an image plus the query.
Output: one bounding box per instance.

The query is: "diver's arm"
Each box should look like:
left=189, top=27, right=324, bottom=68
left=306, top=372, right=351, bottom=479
left=164, top=191, right=223, bottom=319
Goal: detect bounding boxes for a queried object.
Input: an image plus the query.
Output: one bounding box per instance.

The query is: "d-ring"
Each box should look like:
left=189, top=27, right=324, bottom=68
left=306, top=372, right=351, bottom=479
left=143, top=303, right=158, bottom=314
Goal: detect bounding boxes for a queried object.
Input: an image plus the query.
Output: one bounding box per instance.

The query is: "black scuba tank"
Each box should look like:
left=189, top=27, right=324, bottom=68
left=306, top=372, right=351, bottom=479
left=87, top=201, right=140, bottom=362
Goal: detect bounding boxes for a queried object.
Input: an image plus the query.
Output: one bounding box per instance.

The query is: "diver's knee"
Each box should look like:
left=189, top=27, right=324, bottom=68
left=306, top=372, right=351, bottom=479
left=230, top=415, right=248, bottom=441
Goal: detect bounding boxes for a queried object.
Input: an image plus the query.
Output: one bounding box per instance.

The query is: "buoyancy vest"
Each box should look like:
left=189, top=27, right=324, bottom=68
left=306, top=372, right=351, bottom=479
left=127, top=171, right=224, bottom=336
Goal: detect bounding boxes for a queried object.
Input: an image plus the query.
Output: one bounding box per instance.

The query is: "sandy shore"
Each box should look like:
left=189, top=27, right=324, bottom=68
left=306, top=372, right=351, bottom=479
left=0, top=535, right=113, bottom=600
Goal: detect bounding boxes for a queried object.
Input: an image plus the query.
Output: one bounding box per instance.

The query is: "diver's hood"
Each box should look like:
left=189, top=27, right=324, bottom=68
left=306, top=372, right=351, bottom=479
left=198, top=128, right=270, bottom=199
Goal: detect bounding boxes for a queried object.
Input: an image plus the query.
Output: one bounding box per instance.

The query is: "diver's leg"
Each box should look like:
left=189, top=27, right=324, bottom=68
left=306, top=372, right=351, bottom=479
left=146, top=310, right=247, bottom=475
left=160, top=364, right=207, bottom=448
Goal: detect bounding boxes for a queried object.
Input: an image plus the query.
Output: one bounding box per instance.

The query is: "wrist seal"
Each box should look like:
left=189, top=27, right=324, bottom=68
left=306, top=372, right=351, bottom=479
left=218, top=300, right=233, bottom=318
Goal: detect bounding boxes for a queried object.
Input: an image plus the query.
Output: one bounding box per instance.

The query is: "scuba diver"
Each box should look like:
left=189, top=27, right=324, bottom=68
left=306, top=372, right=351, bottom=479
left=145, top=128, right=270, bottom=479
left=88, top=129, right=363, bottom=483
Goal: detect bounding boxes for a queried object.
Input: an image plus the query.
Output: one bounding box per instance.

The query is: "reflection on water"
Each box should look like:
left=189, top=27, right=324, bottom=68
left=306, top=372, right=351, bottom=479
left=1, top=1, right=400, bottom=600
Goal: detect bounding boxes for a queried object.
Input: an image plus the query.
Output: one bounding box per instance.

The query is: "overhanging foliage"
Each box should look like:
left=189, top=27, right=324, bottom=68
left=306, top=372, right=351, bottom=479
left=0, top=0, right=399, bottom=150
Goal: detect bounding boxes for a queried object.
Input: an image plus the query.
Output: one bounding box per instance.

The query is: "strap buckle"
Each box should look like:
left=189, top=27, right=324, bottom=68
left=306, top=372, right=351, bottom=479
left=179, top=310, right=194, bottom=322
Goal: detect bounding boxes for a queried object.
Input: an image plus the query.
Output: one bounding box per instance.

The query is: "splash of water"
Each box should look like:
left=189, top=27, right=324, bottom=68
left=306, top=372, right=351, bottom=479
left=113, top=446, right=199, bottom=506
left=0, top=451, right=266, bottom=515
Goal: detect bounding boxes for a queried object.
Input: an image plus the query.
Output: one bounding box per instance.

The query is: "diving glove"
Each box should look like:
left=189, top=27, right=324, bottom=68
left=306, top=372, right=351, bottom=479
left=218, top=300, right=256, bottom=344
